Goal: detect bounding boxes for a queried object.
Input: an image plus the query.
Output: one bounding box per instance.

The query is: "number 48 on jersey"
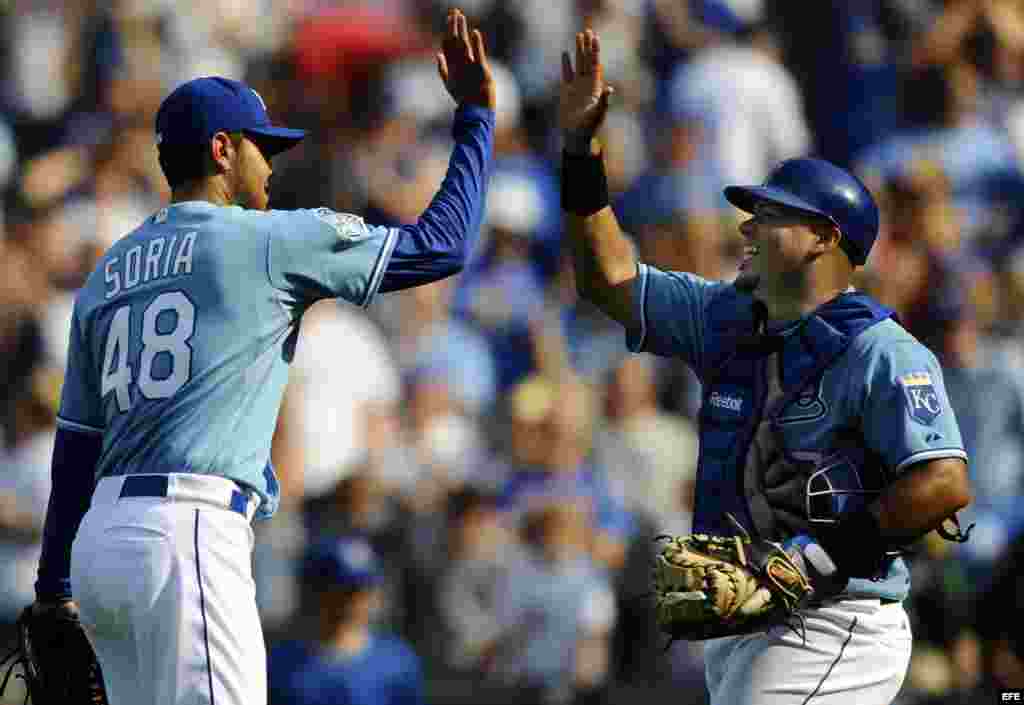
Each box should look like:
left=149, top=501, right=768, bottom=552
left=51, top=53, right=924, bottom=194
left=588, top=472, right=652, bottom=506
left=100, top=291, right=196, bottom=413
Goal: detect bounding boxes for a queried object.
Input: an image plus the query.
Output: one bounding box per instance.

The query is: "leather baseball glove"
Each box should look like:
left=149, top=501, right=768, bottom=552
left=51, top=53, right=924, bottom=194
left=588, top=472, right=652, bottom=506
left=653, top=515, right=814, bottom=643
left=0, top=602, right=108, bottom=704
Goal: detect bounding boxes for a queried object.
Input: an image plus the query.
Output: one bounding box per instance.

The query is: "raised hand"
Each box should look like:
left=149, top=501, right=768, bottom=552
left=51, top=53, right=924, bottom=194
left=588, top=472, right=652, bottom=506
left=560, top=29, right=613, bottom=153
left=437, top=8, right=496, bottom=111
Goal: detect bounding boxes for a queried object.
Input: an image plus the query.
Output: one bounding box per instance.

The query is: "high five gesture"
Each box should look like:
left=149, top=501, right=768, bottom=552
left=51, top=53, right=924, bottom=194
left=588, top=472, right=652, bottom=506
left=559, top=27, right=637, bottom=327
left=437, top=8, right=496, bottom=111
left=560, top=30, right=613, bottom=155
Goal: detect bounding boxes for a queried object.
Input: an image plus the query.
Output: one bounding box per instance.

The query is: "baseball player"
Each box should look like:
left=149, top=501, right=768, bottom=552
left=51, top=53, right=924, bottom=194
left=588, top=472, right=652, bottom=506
left=559, top=31, right=972, bottom=704
left=29, top=9, right=494, bottom=705
left=268, top=535, right=423, bottom=705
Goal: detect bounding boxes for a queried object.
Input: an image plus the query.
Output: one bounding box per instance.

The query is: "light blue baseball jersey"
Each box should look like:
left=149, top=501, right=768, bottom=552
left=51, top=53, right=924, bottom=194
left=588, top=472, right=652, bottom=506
left=628, top=264, right=967, bottom=600
left=56, top=202, right=399, bottom=518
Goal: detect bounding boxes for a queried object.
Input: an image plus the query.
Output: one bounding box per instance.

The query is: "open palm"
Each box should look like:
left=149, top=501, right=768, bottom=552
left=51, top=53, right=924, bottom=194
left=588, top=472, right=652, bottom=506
left=437, top=8, right=495, bottom=110
left=559, top=30, right=612, bottom=140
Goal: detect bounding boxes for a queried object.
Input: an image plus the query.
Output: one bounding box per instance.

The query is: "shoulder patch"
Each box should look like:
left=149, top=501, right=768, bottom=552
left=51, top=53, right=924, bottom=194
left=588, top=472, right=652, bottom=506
left=899, top=371, right=942, bottom=425
left=312, top=208, right=368, bottom=240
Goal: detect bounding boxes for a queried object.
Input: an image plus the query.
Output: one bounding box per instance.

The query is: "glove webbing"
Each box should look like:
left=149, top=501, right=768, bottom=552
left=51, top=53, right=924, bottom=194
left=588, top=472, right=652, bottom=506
left=0, top=642, right=29, bottom=705
left=0, top=609, right=108, bottom=705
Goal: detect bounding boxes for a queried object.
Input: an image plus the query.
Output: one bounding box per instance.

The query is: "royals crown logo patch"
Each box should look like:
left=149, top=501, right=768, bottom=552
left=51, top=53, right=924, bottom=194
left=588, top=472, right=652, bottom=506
left=899, top=372, right=942, bottom=425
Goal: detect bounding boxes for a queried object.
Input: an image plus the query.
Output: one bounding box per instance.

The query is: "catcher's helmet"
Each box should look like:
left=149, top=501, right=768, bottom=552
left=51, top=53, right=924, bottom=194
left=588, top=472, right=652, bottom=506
left=724, top=158, right=879, bottom=266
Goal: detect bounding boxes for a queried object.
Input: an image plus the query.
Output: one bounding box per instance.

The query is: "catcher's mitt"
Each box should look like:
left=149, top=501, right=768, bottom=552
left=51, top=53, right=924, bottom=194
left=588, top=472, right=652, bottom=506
left=653, top=515, right=813, bottom=643
left=0, top=602, right=108, bottom=704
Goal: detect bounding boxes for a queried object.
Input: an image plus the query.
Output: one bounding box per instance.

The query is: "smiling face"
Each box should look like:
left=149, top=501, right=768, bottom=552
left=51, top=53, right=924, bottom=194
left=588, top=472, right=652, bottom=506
left=734, top=202, right=837, bottom=295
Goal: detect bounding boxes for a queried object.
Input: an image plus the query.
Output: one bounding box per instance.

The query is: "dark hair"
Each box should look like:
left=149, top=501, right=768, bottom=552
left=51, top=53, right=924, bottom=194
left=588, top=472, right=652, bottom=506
left=157, top=143, right=209, bottom=189
left=157, top=132, right=243, bottom=190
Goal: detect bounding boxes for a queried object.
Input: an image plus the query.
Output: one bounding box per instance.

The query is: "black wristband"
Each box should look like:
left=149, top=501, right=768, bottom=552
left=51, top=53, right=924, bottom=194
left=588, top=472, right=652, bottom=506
left=561, top=149, right=609, bottom=217
left=817, top=506, right=889, bottom=579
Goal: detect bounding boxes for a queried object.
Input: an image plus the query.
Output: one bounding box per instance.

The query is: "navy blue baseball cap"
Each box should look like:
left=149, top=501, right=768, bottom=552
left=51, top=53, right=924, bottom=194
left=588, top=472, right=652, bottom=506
left=303, top=535, right=383, bottom=589
left=155, top=76, right=305, bottom=157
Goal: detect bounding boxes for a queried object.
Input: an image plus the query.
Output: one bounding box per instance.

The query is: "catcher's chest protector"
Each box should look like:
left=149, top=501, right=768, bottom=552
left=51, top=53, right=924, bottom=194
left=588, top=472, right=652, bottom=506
left=692, top=292, right=893, bottom=539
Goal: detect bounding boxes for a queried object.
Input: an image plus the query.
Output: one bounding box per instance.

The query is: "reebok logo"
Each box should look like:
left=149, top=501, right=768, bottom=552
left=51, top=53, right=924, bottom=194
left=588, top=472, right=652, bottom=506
left=709, top=392, right=743, bottom=413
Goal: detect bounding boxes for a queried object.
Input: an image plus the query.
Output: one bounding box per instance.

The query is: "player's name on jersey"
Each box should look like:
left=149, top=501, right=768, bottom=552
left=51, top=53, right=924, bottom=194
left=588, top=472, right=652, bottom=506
left=104, top=231, right=197, bottom=300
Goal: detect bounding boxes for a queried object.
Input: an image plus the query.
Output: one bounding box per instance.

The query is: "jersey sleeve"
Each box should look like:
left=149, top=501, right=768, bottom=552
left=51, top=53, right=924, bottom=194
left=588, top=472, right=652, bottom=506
left=860, top=341, right=967, bottom=473
left=265, top=208, right=400, bottom=308
left=56, top=303, right=105, bottom=436
left=625, top=263, right=722, bottom=371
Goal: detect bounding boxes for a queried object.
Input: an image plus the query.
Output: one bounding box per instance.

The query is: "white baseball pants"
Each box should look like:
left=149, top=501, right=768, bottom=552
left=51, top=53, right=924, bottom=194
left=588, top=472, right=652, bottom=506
left=704, top=597, right=913, bottom=704
left=70, top=474, right=265, bottom=705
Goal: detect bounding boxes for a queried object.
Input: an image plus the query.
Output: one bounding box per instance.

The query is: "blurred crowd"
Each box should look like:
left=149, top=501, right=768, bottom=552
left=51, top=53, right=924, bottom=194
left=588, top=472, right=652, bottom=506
left=2, top=0, right=1024, bottom=703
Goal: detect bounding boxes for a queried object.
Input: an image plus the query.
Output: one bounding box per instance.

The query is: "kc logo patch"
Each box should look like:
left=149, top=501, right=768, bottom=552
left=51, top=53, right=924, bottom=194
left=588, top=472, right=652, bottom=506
left=900, top=372, right=942, bottom=425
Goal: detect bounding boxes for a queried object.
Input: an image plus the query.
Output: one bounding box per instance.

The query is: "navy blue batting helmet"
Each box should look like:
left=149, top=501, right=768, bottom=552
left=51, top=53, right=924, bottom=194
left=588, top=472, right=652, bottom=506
left=724, top=158, right=879, bottom=266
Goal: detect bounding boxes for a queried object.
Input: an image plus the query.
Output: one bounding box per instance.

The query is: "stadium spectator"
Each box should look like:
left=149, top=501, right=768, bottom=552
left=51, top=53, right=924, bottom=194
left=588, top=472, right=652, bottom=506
left=592, top=355, right=698, bottom=532
left=492, top=502, right=617, bottom=705
left=269, top=535, right=424, bottom=705
left=451, top=170, right=553, bottom=393
left=664, top=13, right=811, bottom=187
left=434, top=488, right=509, bottom=679
left=494, top=375, right=635, bottom=572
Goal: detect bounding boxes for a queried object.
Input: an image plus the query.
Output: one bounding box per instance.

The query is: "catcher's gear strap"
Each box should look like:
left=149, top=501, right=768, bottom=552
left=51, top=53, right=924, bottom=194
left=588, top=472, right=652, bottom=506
left=936, top=513, right=974, bottom=543
left=743, top=351, right=790, bottom=540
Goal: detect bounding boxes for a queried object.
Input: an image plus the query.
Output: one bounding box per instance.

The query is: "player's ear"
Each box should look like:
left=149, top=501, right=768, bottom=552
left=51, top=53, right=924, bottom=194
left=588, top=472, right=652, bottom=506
left=209, top=132, right=235, bottom=174
left=813, top=223, right=842, bottom=253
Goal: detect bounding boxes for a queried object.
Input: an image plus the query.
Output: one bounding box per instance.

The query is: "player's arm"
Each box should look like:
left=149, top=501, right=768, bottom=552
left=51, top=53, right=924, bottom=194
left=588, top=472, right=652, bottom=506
left=378, top=8, right=496, bottom=292
left=563, top=176, right=638, bottom=327
left=35, top=428, right=102, bottom=601
left=815, top=344, right=971, bottom=578
left=35, top=305, right=105, bottom=603
left=559, top=31, right=637, bottom=327
left=812, top=460, right=970, bottom=583
left=558, top=30, right=721, bottom=370
left=267, top=9, right=495, bottom=307
left=866, top=456, right=970, bottom=546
